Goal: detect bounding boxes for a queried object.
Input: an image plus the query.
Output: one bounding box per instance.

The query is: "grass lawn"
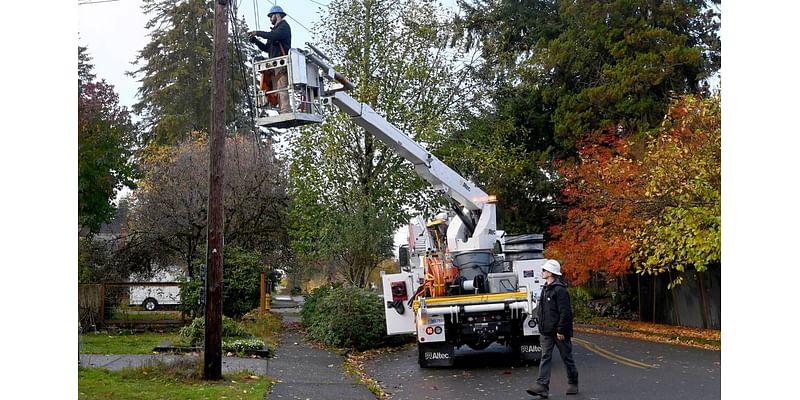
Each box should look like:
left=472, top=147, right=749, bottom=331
left=81, top=330, right=184, bottom=354
left=78, top=366, right=272, bottom=400
left=81, top=310, right=283, bottom=355
left=79, top=311, right=282, bottom=398
left=108, top=309, right=184, bottom=321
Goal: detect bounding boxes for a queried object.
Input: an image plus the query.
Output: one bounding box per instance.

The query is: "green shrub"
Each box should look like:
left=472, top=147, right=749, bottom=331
left=179, top=247, right=265, bottom=319
left=265, top=270, right=282, bottom=293
left=222, top=247, right=265, bottom=318
left=585, top=287, right=610, bottom=300
left=222, top=338, right=266, bottom=354
left=299, top=283, right=339, bottom=326
left=179, top=316, right=252, bottom=345
left=601, top=291, right=638, bottom=320
left=301, top=284, right=395, bottom=351
left=568, top=286, right=598, bottom=322
left=179, top=278, right=202, bottom=316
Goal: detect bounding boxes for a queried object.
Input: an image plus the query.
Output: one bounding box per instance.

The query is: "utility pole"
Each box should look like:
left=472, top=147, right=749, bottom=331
left=204, top=0, right=228, bottom=381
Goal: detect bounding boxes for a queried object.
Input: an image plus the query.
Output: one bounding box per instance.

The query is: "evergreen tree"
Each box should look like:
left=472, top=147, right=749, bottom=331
left=440, top=0, right=720, bottom=234
left=129, top=0, right=257, bottom=146
left=78, top=45, right=96, bottom=91
left=456, top=0, right=721, bottom=149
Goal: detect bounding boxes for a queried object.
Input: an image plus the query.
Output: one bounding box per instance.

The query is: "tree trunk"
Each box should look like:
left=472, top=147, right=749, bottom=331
left=697, top=269, right=710, bottom=329
left=637, top=274, right=642, bottom=322
left=668, top=269, right=681, bottom=326
left=652, top=274, right=656, bottom=324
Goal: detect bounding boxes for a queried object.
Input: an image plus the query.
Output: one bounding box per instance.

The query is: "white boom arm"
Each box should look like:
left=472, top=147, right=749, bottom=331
left=330, top=91, right=497, bottom=254
left=331, top=92, right=488, bottom=210
left=254, top=48, right=498, bottom=254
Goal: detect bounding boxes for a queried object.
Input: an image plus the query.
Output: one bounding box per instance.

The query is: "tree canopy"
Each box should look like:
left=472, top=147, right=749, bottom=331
left=632, top=94, right=721, bottom=286
left=456, top=0, right=720, bottom=148
left=78, top=46, right=140, bottom=233
left=288, top=0, right=472, bottom=287
left=437, top=0, right=720, bottom=239
left=127, top=135, right=290, bottom=278
left=546, top=94, right=720, bottom=286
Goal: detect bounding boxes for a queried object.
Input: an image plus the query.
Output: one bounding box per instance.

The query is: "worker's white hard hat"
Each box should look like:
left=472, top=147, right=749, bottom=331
left=541, top=259, right=562, bottom=276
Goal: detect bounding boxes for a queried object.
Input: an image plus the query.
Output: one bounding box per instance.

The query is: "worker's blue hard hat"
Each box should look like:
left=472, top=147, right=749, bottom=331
left=268, top=5, right=286, bottom=17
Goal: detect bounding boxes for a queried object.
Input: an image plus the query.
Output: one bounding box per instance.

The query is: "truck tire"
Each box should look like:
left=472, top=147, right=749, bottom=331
left=143, top=298, right=158, bottom=311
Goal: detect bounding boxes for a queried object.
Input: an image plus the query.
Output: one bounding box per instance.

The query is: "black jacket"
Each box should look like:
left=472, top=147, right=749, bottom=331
left=250, top=20, right=291, bottom=58
left=536, top=280, right=574, bottom=337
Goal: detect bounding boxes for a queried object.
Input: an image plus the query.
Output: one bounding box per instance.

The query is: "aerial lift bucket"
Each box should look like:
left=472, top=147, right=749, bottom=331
left=253, top=48, right=325, bottom=129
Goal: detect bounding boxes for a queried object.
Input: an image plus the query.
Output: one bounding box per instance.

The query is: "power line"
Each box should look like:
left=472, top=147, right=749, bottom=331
left=285, top=14, right=313, bottom=36
left=78, top=0, right=122, bottom=5
left=252, top=0, right=260, bottom=30
left=258, top=1, right=318, bottom=37
left=306, top=0, right=328, bottom=7
left=228, top=3, right=259, bottom=141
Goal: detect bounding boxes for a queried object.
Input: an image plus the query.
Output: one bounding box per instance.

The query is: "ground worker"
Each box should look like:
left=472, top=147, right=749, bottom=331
left=527, top=259, right=579, bottom=397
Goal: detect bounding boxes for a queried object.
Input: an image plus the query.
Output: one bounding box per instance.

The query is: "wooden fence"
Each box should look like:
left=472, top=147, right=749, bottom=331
left=78, top=282, right=188, bottom=330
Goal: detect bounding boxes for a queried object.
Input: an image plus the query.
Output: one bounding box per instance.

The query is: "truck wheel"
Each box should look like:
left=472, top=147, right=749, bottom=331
left=143, top=298, right=158, bottom=311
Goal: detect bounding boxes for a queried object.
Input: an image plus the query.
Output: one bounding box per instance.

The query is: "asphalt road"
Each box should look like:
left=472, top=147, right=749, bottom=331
left=363, top=332, right=720, bottom=400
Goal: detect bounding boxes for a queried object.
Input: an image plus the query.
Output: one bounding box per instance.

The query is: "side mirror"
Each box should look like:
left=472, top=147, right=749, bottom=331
left=398, top=245, right=410, bottom=269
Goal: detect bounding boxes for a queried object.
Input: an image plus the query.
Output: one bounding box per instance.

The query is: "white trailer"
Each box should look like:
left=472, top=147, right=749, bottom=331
left=128, top=269, right=182, bottom=311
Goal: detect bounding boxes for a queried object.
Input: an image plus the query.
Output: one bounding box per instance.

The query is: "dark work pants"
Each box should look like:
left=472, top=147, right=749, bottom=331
left=537, top=334, right=579, bottom=388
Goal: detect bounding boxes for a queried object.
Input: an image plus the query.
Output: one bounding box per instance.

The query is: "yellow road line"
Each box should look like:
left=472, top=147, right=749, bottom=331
left=573, top=337, right=656, bottom=370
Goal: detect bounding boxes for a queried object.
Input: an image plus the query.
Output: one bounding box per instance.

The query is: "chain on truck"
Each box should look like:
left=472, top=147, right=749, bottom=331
left=253, top=43, right=548, bottom=367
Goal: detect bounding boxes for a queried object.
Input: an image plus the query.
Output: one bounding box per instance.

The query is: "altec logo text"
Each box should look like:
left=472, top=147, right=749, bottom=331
left=424, top=352, right=451, bottom=360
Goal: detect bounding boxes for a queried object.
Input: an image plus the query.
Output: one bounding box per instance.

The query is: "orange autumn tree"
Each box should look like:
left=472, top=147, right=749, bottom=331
left=632, top=94, right=721, bottom=287
left=547, top=131, right=647, bottom=285
left=547, top=94, right=721, bottom=287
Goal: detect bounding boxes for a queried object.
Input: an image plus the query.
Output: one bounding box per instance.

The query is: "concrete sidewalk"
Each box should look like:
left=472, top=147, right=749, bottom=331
left=266, top=297, right=375, bottom=399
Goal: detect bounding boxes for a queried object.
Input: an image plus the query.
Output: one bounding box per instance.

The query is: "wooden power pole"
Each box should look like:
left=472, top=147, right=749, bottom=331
left=204, top=0, right=228, bottom=381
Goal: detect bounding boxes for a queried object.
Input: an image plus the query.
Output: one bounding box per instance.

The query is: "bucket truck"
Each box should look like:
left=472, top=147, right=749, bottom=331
left=253, top=45, right=547, bottom=367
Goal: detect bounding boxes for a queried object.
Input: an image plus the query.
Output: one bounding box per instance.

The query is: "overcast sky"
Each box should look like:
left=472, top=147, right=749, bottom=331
left=78, top=0, right=327, bottom=110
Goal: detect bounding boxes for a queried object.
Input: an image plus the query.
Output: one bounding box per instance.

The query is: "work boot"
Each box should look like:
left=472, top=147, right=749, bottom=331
left=566, top=384, right=579, bottom=395
left=526, top=383, right=549, bottom=398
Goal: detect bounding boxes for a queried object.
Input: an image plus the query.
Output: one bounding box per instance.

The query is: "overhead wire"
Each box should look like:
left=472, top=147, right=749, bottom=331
left=263, top=0, right=316, bottom=37
left=306, top=0, right=328, bottom=7
left=252, top=0, right=260, bottom=30
left=228, top=1, right=260, bottom=154
left=78, top=0, right=122, bottom=5
left=285, top=14, right=313, bottom=37
left=229, top=2, right=257, bottom=173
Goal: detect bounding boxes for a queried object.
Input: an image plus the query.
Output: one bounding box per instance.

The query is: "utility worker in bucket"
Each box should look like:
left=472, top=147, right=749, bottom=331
left=527, top=259, right=579, bottom=398
left=248, top=5, right=292, bottom=113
